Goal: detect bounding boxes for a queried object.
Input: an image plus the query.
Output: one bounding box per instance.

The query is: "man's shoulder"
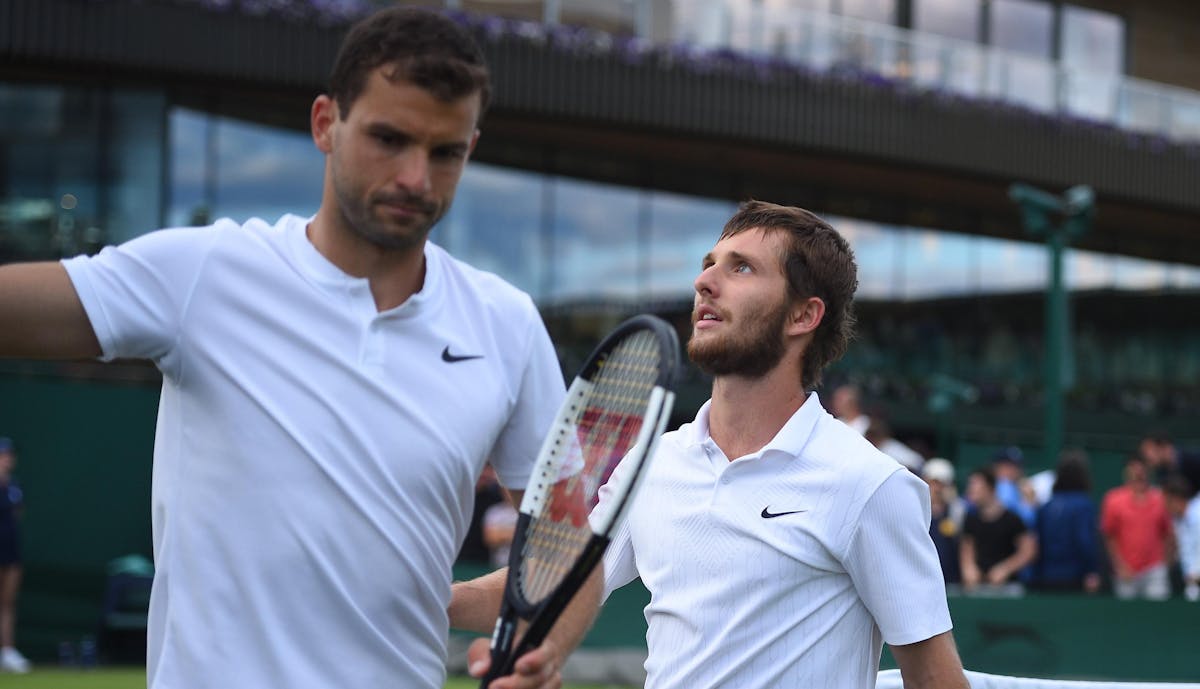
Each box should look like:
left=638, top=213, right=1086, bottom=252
left=804, top=414, right=903, bottom=478
left=428, top=243, right=536, bottom=313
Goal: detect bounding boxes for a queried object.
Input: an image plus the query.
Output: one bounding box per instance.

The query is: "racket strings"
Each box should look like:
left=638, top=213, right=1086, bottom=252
left=518, top=330, right=663, bottom=603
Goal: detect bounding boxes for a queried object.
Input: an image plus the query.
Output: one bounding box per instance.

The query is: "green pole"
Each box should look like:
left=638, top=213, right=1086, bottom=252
left=1044, top=227, right=1067, bottom=469
left=1008, top=184, right=1093, bottom=467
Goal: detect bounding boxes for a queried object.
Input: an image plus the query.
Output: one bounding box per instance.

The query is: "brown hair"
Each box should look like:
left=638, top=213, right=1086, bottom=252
left=329, top=7, right=491, bottom=120
left=721, top=200, right=858, bottom=389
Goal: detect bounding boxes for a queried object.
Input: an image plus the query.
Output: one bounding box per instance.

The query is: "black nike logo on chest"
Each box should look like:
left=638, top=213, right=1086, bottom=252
left=441, top=346, right=483, bottom=363
left=761, top=507, right=808, bottom=519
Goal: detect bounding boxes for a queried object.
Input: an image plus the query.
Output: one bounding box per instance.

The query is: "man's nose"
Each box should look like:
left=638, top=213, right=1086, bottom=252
left=394, top=149, right=432, bottom=194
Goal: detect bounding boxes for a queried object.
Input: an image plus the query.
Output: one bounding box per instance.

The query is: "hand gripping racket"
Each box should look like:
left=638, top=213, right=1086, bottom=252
left=479, top=314, right=679, bottom=686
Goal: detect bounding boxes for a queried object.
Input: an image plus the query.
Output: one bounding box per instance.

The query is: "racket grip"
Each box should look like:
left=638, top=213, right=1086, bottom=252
left=477, top=616, right=517, bottom=689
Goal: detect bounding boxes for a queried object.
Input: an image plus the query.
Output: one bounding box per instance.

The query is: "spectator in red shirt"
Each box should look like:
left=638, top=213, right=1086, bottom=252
left=1100, top=456, right=1174, bottom=600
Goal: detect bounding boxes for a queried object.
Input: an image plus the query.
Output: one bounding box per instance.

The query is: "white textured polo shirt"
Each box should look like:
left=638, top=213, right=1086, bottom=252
left=599, top=393, right=952, bottom=689
left=62, top=215, right=564, bottom=689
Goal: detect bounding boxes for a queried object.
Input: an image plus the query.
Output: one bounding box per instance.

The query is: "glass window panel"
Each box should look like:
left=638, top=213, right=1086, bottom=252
left=562, top=0, right=638, bottom=36
left=832, top=215, right=899, bottom=300
left=548, top=176, right=642, bottom=304
left=671, top=0, right=733, bottom=48
left=0, top=83, right=102, bottom=261
left=212, top=117, right=323, bottom=224
left=1061, top=5, right=1124, bottom=74
left=436, top=163, right=547, bottom=300
left=169, top=110, right=324, bottom=227
left=991, top=0, right=1053, bottom=58
left=914, top=0, right=980, bottom=41
left=1066, top=248, right=1115, bottom=290
left=1168, top=264, right=1200, bottom=289
left=1112, top=254, right=1168, bottom=290
left=975, top=235, right=1047, bottom=293
left=899, top=227, right=974, bottom=299
left=106, top=91, right=166, bottom=245
left=839, top=0, right=895, bottom=24
left=1061, top=6, right=1124, bottom=119
left=646, top=190, right=737, bottom=300
left=987, top=53, right=1056, bottom=111
left=168, top=108, right=211, bottom=227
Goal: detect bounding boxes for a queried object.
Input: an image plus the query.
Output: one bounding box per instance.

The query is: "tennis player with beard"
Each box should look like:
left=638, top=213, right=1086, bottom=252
left=593, top=201, right=970, bottom=688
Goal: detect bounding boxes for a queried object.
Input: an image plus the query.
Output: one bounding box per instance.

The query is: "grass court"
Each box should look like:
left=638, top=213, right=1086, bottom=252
left=0, top=667, right=621, bottom=689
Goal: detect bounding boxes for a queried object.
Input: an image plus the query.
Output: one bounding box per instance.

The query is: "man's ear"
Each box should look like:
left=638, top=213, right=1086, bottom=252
left=311, top=95, right=337, bottom=154
left=467, top=129, right=481, bottom=160
left=788, top=296, right=826, bottom=337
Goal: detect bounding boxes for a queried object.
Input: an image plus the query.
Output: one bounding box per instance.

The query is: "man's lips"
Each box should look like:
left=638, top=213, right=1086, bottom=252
left=693, top=304, right=723, bottom=328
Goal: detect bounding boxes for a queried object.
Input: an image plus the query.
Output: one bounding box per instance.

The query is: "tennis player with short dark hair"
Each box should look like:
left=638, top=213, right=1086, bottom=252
left=0, top=7, right=590, bottom=689
left=595, top=201, right=969, bottom=688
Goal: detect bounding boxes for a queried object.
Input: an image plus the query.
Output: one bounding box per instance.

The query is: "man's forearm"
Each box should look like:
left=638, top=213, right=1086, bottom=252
left=543, top=567, right=604, bottom=657
left=449, top=568, right=509, bottom=634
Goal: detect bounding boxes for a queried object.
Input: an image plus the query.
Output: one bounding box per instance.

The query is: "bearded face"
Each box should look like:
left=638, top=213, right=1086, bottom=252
left=687, top=292, right=791, bottom=379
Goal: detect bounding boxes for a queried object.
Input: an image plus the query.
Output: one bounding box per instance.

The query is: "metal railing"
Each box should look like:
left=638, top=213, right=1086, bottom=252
left=497, top=0, right=1200, bottom=145
left=673, top=5, right=1200, bottom=144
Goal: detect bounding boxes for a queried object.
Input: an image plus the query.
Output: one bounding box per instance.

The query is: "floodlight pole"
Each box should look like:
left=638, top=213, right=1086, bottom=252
left=1008, top=183, right=1094, bottom=467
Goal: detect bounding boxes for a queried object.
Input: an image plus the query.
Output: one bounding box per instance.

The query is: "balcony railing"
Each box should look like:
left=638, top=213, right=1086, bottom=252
left=670, top=5, right=1200, bottom=145
left=84, top=0, right=1200, bottom=145
left=473, top=0, right=1199, bottom=145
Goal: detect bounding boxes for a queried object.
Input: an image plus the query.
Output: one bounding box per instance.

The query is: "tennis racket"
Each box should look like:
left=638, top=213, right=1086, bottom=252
left=479, top=314, right=679, bottom=687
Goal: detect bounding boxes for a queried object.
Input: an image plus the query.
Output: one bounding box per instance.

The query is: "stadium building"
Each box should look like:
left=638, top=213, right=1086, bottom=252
left=1, top=0, right=1198, bottom=679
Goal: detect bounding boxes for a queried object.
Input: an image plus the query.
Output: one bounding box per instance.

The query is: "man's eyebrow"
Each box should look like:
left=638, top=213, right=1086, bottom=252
left=725, top=250, right=756, bottom=265
left=365, top=122, right=407, bottom=137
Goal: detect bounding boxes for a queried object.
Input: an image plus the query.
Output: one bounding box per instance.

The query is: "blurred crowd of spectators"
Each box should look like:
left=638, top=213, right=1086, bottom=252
left=832, top=383, right=1200, bottom=601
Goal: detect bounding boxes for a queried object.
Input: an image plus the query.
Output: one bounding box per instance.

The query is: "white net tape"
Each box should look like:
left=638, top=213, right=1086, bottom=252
left=877, top=669, right=1200, bottom=689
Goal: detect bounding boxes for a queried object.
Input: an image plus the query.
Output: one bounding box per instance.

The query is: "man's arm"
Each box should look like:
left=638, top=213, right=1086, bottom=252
left=958, top=535, right=980, bottom=589
left=891, top=631, right=970, bottom=689
left=0, top=262, right=100, bottom=359
left=449, top=489, right=605, bottom=689
left=986, top=531, right=1037, bottom=585
left=1103, top=534, right=1131, bottom=580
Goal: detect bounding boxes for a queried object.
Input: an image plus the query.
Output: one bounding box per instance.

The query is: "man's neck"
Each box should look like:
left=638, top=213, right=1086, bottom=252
left=307, top=213, right=426, bottom=312
left=707, top=369, right=807, bottom=461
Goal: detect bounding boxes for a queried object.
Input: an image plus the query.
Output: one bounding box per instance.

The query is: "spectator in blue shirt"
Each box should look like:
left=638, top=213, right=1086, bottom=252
left=1035, top=449, right=1101, bottom=593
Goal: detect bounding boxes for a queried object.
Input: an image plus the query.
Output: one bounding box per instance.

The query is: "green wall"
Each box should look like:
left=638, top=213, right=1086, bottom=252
left=0, top=369, right=159, bottom=659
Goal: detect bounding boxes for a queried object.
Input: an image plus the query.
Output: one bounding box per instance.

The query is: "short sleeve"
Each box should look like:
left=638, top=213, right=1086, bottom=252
left=593, top=455, right=640, bottom=601
left=843, top=469, right=953, bottom=646
left=487, top=309, right=566, bottom=490
left=61, top=225, right=221, bottom=370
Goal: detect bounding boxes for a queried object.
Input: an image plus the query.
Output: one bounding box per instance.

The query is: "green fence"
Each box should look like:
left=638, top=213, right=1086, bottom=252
left=6, top=371, right=1200, bottom=681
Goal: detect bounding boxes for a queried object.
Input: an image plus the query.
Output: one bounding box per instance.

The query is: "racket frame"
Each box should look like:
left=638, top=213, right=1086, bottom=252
left=479, top=314, right=678, bottom=685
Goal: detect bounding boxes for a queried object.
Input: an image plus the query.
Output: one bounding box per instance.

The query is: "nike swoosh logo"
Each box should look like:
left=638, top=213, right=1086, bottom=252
left=441, top=346, right=484, bottom=363
left=761, top=507, right=808, bottom=519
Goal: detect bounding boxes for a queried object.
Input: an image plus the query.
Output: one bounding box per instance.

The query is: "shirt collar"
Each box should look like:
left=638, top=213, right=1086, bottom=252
left=285, top=214, right=442, bottom=317
left=687, top=391, right=825, bottom=460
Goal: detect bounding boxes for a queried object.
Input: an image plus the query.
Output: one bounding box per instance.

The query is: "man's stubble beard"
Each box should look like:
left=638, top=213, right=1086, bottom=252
left=687, top=297, right=791, bottom=379
left=330, top=159, right=446, bottom=252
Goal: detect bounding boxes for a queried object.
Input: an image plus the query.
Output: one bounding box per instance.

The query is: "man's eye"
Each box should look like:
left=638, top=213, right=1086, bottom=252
left=734, top=263, right=753, bottom=274
left=433, top=148, right=466, bottom=161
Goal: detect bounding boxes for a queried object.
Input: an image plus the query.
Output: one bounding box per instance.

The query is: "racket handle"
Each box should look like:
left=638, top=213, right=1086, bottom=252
left=478, top=614, right=517, bottom=689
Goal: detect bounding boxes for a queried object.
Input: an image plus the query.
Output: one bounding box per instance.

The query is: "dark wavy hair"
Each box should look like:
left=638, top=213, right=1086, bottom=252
left=1052, top=448, right=1093, bottom=494
left=720, top=200, right=858, bottom=389
left=329, top=7, right=491, bottom=121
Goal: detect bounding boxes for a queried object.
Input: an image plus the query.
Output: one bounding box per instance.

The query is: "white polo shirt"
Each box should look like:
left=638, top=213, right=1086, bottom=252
left=599, top=393, right=952, bottom=689
left=62, top=215, right=564, bottom=689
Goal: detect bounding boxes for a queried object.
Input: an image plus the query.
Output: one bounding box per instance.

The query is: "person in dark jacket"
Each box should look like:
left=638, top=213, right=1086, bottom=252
left=1035, top=449, right=1101, bottom=593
